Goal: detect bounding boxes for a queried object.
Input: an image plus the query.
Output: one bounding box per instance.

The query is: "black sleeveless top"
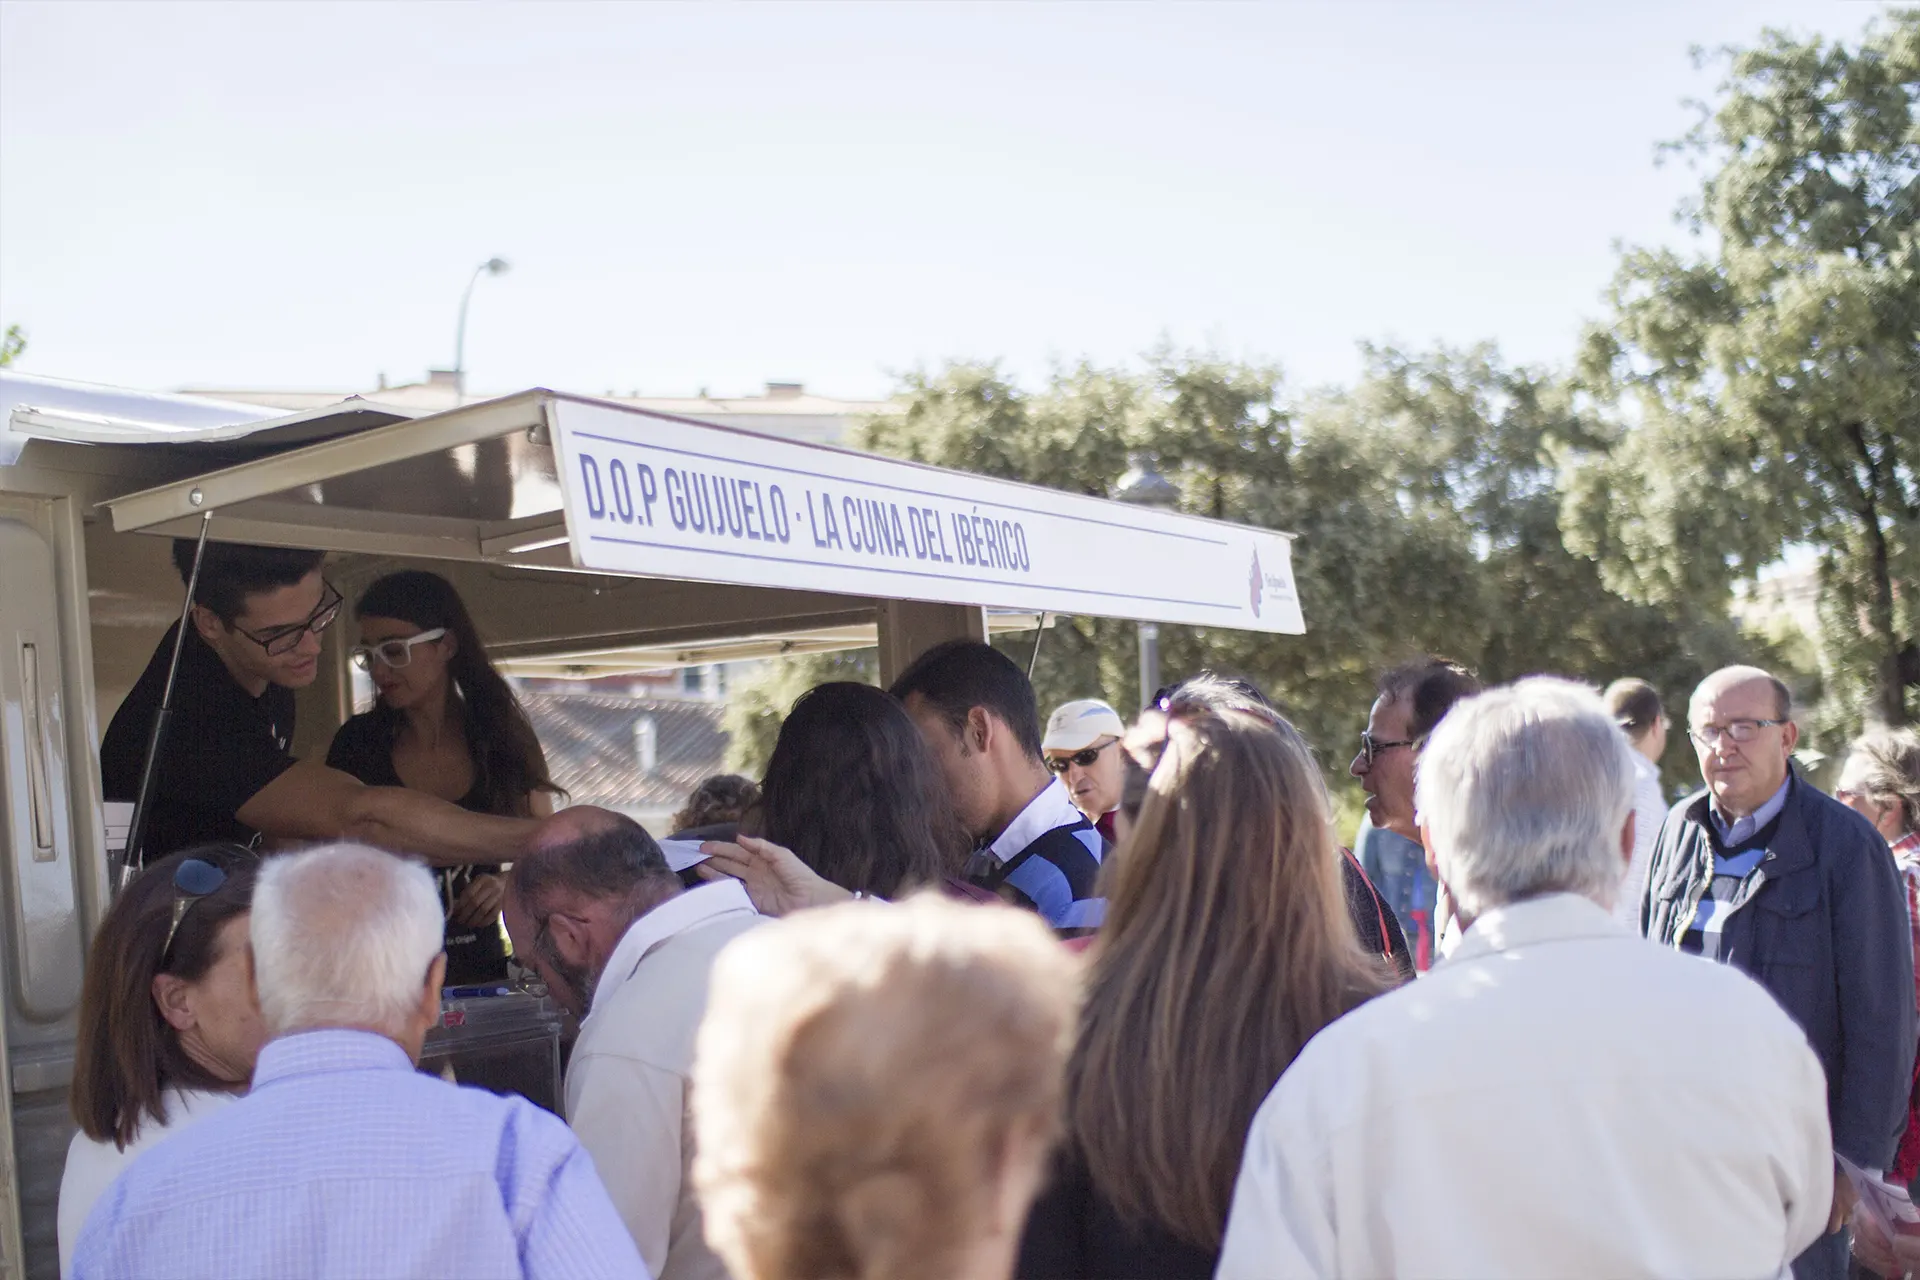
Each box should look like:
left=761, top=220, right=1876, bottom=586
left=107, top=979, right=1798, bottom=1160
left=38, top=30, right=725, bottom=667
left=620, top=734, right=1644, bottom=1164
left=325, top=712, right=511, bottom=985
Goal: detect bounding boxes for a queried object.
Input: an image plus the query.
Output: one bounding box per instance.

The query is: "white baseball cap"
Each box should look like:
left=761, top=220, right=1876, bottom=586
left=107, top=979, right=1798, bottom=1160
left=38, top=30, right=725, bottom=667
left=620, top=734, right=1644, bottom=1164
left=1043, top=699, right=1127, bottom=753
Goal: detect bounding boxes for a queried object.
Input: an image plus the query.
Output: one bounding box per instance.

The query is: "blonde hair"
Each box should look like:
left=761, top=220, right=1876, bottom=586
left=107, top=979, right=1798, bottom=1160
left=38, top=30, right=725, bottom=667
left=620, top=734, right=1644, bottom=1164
left=692, top=896, right=1077, bottom=1280
left=1071, top=710, right=1394, bottom=1248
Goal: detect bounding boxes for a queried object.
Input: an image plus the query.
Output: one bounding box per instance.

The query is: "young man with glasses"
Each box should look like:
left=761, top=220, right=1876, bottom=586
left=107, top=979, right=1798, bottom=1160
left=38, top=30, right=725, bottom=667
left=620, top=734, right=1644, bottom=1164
left=1641, top=665, right=1914, bottom=1280
left=101, top=541, right=533, bottom=868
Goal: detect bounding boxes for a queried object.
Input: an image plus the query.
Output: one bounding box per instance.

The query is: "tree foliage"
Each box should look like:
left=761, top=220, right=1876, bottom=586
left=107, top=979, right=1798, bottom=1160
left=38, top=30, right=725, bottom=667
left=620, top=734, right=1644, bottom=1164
left=0, top=325, right=24, bottom=368
left=749, top=347, right=1753, bottom=805
left=1568, top=9, right=1920, bottom=725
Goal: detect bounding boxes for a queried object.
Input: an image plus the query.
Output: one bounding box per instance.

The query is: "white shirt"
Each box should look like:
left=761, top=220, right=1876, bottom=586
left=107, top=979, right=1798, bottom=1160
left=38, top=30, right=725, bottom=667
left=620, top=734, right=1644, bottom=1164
left=567, top=879, right=761, bottom=1280
left=1616, top=753, right=1668, bottom=928
left=1218, top=893, right=1834, bottom=1280
left=57, top=1086, right=236, bottom=1277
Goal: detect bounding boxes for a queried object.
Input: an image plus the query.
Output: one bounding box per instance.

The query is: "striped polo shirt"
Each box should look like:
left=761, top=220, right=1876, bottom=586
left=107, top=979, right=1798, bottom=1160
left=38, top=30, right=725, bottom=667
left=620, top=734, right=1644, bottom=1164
left=967, top=777, right=1107, bottom=931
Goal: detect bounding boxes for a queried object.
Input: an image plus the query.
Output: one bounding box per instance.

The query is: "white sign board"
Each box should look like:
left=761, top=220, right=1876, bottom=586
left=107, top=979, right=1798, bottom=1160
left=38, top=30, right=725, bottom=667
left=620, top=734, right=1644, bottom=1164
left=549, top=400, right=1304, bottom=634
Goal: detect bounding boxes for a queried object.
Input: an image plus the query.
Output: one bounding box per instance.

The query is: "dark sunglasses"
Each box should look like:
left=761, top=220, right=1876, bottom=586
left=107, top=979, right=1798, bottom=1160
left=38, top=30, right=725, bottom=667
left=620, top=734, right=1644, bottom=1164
left=1046, top=739, right=1117, bottom=773
left=1356, top=731, right=1415, bottom=768
left=233, top=582, right=344, bottom=657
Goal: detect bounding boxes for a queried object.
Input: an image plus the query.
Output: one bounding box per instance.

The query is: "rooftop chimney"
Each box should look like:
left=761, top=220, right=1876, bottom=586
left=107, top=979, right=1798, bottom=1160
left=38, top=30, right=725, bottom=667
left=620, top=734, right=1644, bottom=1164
left=764, top=381, right=804, bottom=399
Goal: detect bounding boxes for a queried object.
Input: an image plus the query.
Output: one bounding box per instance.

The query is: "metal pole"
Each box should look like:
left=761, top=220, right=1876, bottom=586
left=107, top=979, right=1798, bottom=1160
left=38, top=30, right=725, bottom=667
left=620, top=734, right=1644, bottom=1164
left=453, top=263, right=486, bottom=398
left=1137, top=621, right=1160, bottom=713
left=1027, top=612, right=1049, bottom=678
left=118, top=511, right=212, bottom=885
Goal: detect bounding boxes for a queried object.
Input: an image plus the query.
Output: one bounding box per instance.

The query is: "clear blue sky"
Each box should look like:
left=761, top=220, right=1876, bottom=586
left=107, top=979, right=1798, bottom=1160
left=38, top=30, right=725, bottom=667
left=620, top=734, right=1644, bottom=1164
left=0, top=1, right=1888, bottom=402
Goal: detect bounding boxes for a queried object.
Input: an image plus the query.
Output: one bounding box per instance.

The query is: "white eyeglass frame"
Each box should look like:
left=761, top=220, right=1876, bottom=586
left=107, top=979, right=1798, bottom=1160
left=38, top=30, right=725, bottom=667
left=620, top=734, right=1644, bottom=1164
left=350, top=627, right=448, bottom=671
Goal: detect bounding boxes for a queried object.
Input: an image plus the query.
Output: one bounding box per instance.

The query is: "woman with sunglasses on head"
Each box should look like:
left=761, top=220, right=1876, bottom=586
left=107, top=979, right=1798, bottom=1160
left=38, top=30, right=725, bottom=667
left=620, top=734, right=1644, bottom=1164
left=326, top=570, right=561, bottom=983
left=59, top=845, right=262, bottom=1278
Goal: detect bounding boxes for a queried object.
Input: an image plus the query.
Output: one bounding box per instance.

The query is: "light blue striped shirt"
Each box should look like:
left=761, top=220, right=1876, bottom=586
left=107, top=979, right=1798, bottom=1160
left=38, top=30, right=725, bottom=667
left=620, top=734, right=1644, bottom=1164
left=73, top=1028, right=648, bottom=1280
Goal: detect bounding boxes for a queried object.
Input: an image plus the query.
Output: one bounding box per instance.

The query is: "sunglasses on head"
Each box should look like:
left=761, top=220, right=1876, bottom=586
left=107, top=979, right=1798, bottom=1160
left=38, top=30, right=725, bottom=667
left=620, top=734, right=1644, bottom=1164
left=159, top=856, right=242, bottom=966
left=1047, top=739, right=1116, bottom=772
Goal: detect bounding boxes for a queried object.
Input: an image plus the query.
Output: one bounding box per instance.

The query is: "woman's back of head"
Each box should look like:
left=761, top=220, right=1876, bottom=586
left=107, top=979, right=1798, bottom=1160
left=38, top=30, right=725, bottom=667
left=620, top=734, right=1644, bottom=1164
left=1072, top=709, right=1393, bottom=1250
left=757, top=682, right=970, bottom=896
left=71, top=845, right=258, bottom=1148
left=693, top=895, right=1077, bottom=1280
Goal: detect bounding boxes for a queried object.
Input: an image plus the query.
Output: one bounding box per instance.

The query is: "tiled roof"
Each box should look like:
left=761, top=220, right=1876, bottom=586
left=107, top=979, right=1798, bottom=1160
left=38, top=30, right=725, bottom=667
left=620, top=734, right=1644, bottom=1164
left=521, top=689, right=730, bottom=814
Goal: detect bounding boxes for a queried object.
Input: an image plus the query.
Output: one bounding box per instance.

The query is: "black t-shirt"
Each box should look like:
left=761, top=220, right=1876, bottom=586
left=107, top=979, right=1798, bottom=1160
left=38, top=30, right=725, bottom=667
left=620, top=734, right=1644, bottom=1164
left=326, top=712, right=509, bottom=985
left=100, top=622, right=298, bottom=862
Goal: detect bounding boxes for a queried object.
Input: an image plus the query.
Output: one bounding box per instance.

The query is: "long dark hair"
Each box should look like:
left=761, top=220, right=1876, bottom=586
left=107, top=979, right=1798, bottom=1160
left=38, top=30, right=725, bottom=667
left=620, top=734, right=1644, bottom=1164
left=1070, top=712, right=1393, bottom=1249
left=757, top=682, right=970, bottom=897
left=71, top=845, right=258, bottom=1149
left=354, top=570, right=559, bottom=817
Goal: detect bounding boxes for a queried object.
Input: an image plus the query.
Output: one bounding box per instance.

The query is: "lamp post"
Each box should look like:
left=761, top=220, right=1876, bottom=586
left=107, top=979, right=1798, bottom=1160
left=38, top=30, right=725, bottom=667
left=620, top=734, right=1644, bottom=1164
left=1114, top=454, right=1181, bottom=711
left=453, top=257, right=510, bottom=398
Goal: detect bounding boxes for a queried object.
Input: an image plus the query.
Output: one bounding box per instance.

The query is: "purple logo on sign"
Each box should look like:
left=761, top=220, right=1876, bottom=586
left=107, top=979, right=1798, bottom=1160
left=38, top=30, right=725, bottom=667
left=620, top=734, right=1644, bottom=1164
left=1249, top=549, right=1263, bottom=618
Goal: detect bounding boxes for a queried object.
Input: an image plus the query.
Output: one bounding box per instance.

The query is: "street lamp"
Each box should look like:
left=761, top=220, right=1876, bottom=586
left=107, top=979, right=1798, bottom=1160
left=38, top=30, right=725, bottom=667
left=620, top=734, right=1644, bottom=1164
left=453, top=257, right=510, bottom=398
left=1114, top=454, right=1181, bottom=711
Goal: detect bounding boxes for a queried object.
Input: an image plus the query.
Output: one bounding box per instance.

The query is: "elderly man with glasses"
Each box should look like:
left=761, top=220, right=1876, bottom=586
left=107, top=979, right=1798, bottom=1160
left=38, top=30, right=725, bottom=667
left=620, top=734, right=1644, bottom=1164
left=1642, top=665, right=1915, bottom=1280
left=101, top=540, right=535, bottom=870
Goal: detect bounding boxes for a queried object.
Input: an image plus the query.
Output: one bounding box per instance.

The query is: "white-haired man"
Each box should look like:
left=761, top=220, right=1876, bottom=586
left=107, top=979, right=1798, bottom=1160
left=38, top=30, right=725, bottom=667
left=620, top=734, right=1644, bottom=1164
left=1218, top=678, right=1836, bottom=1279
left=73, top=845, right=645, bottom=1280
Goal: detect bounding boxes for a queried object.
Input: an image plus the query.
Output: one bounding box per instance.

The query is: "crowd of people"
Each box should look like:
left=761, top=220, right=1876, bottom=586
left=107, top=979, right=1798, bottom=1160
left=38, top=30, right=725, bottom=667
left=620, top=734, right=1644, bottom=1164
left=60, top=536, right=1920, bottom=1278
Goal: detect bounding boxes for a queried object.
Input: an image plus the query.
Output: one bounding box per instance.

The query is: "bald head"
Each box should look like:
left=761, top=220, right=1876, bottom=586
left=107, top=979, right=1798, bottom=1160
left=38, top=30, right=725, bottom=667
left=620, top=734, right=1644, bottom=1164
left=513, top=806, right=674, bottom=915
left=1688, top=665, right=1799, bottom=818
left=529, top=804, right=631, bottom=856
left=1691, top=665, right=1791, bottom=722
left=505, top=807, right=678, bottom=1018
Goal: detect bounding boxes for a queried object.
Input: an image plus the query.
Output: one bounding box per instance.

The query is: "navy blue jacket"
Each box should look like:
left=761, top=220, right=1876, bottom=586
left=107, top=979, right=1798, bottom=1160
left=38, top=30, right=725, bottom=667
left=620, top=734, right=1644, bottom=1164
left=1642, top=771, right=1915, bottom=1168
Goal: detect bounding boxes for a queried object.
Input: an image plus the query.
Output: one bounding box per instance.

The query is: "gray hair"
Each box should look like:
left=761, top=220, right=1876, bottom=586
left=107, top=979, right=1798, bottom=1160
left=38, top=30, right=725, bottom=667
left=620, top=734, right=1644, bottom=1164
left=251, top=844, right=444, bottom=1038
left=1844, top=727, right=1920, bottom=834
left=1415, top=677, right=1637, bottom=919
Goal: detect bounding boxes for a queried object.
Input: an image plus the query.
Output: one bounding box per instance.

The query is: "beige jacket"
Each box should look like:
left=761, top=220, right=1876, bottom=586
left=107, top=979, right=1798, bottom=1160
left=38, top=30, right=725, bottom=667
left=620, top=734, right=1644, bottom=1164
left=566, top=880, right=762, bottom=1280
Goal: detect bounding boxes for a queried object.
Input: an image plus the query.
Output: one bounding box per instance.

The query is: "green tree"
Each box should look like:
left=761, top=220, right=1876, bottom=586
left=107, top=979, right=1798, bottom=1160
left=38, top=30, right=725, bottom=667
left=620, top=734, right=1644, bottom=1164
left=0, top=325, right=24, bottom=368
left=1568, top=10, right=1920, bottom=725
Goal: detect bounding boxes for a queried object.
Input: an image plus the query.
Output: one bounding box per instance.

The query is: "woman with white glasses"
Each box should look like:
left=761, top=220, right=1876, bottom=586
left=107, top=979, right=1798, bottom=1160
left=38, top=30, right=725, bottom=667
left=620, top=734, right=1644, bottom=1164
left=327, top=570, right=561, bottom=982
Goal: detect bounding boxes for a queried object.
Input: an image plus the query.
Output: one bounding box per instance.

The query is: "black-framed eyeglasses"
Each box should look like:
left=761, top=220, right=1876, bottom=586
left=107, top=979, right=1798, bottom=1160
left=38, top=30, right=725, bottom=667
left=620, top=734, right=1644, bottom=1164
left=232, top=581, right=344, bottom=657
left=1047, top=739, right=1118, bottom=773
left=159, top=857, right=232, bottom=966
left=1357, top=731, right=1415, bottom=767
left=1687, top=718, right=1785, bottom=747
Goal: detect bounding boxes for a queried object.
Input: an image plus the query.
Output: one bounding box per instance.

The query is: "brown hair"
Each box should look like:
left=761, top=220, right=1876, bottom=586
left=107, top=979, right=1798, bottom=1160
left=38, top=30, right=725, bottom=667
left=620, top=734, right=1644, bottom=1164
left=1070, top=711, right=1393, bottom=1249
left=1604, top=678, right=1665, bottom=741
left=693, top=896, right=1077, bottom=1280
left=70, top=845, right=258, bottom=1149
left=1845, top=727, right=1920, bottom=834
left=671, top=774, right=761, bottom=834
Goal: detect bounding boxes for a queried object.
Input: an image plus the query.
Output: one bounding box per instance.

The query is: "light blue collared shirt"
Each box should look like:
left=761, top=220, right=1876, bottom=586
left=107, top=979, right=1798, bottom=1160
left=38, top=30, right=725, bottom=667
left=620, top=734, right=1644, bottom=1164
left=73, top=1028, right=648, bottom=1280
left=1709, top=774, right=1792, bottom=847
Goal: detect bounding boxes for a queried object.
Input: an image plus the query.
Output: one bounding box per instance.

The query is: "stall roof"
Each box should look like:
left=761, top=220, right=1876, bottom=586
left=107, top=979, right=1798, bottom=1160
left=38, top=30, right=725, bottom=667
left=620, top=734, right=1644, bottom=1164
left=0, top=371, right=412, bottom=465
left=99, top=387, right=1306, bottom=635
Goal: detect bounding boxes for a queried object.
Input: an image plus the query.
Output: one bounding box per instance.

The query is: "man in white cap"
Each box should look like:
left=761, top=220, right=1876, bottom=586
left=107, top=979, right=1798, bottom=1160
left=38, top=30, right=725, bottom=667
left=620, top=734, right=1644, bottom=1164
left=1043, top=698, right=1128, bottom=843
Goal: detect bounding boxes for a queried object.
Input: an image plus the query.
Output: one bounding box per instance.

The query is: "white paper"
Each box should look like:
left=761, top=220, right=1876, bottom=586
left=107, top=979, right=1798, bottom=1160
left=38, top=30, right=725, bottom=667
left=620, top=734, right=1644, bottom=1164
left=1839, top=1153, right=1920, bottom=1241
left=658, top=839, right=712, bottom=873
